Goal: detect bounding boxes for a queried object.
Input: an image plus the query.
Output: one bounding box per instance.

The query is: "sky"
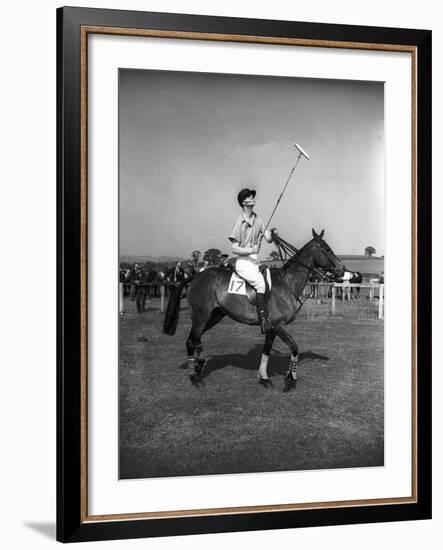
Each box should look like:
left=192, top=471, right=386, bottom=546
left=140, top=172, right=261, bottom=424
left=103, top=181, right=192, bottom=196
left=119, top=69, right=384, bottom=259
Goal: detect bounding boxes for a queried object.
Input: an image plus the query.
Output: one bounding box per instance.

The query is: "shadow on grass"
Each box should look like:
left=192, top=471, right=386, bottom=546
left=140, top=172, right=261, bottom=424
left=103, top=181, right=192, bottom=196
left=181, top=345, right=329, bottom=379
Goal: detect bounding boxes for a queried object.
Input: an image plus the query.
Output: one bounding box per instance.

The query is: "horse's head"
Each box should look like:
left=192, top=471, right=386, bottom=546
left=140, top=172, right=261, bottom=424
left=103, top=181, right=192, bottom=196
left=310, top=229, right=344, bottom=278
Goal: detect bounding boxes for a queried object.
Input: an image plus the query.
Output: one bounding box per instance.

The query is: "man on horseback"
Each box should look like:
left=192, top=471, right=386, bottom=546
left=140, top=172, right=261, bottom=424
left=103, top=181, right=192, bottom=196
left=229, top=188, right=276, bottom=333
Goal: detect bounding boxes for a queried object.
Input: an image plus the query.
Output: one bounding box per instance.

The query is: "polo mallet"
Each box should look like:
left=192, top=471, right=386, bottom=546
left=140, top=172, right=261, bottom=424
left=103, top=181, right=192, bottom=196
left=259, top=142, right=310, bottom=248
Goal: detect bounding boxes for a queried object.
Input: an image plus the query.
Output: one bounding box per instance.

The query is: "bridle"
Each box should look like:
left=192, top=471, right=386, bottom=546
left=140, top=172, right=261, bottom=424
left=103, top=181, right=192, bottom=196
left=273, top=234, right=337, bottom=281
left=272, top=233, right=340, bottom=314
left=312, top=242, right=342, bottom=280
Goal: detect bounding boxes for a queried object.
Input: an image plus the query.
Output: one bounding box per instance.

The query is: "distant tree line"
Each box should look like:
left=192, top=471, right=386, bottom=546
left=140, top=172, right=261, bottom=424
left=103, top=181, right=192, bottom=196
left=120, top=245, right=287, bottom=273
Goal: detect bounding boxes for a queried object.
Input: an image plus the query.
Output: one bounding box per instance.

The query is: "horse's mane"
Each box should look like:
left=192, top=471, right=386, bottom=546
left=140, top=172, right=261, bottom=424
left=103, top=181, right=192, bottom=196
left=282, top=238, right=314, bottom=271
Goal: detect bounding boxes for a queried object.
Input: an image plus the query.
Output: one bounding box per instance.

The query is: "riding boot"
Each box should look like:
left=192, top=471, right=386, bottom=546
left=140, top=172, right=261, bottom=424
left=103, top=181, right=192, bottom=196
left=256, top=293, right=272, bottom=334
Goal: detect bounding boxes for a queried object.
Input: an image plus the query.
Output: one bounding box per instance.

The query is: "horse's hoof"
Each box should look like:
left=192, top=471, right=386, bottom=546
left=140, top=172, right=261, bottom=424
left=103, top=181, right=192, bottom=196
left=190, top=373, right=203, bottom=387
left=283, top=377, right=297, bottom=392
left=196, top=359, right=205, bottom=375
left=259, top=378, right=273, bottom=389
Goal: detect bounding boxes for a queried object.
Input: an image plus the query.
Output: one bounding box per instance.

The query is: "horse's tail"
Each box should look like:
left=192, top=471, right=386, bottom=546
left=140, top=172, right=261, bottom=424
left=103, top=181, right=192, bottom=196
left=163, top=278, right=193, bottom=335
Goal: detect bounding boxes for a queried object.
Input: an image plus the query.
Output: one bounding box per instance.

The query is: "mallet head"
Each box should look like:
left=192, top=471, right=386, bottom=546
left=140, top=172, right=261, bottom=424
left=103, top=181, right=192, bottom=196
left=294, top=142, right=310, bottom=160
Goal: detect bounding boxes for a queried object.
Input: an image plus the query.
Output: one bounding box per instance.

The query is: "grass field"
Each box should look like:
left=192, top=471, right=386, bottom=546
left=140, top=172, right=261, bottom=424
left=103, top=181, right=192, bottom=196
left=119, top=298, right=384, bottom=479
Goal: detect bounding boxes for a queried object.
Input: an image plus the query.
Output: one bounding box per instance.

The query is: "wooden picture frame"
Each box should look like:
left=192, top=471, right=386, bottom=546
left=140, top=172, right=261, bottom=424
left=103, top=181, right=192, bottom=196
left=57, top=6, right=431, bottom=543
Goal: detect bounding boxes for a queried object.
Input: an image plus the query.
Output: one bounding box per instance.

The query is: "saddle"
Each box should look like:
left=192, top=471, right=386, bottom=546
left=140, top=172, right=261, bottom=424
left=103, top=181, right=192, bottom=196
left=228, top=265, right=272, bottom=304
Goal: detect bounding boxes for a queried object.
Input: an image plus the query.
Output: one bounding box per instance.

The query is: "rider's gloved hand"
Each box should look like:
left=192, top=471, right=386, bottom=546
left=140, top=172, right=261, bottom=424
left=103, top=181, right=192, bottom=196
left=270, top=228, right=279, bottom=240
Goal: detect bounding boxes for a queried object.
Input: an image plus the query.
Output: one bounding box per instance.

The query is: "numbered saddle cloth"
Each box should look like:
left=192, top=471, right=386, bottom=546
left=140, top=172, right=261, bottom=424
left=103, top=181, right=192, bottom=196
left=228, top=268, right=272, bottom=302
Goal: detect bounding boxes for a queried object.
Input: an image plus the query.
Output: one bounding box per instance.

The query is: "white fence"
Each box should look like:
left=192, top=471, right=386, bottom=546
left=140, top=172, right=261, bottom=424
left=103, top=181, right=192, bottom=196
left=305, top=282, right=384, bottom=319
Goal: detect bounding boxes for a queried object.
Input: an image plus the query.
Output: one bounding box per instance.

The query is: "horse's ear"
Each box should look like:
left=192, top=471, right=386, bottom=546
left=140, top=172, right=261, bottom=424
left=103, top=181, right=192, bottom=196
left=312, top=228, right=318, bottom=239
left=319, top=229, right=325, bottom=239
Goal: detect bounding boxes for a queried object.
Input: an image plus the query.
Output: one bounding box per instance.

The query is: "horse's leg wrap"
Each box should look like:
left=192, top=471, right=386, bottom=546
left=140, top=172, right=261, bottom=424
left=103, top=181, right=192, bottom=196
left=186, top=308, right=225, bottom=385
left=195, top=343, right=205, bottom=375
left=258, top=354, right=270, bottom=380
left=259, top=329, right=276, bottom=381
left=196, top=343, right=203, bottom=359
left=288, top=354, right=299, bottom=380
left=274, top=324, right=299, bottom=392
left=186, top=337, right=195, bottom=358
left=283, top=355, right=298, bottom=392
left=186, top=337, right=200, bottom=372
left=187, top=353, right=203, bottom=385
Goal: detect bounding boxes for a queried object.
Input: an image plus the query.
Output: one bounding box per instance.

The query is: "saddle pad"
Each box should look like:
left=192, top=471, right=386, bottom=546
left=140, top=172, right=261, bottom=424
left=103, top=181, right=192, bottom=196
left=227, top=269, right=272, bottom=296
left=228, top=271, right=247, bottom=295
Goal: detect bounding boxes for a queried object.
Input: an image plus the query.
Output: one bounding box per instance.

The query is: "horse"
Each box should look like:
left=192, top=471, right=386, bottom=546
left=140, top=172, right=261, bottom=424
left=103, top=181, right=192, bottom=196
left=163, top=229, right=344, bottom=392
left=146, top=269, right=161, bottom=297
left=336, top=271, right=363, bottom=299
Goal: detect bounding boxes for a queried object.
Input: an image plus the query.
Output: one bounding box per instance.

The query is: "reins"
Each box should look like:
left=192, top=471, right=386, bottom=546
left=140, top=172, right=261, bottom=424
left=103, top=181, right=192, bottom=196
left=273, top=234, right=330, bottom=281
left=272, top=234, right=334, bottom=315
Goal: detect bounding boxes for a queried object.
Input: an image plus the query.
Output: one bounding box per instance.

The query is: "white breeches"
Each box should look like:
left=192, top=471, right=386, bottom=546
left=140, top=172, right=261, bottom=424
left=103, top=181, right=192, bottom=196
left=235, top=257, right=266, bottom=293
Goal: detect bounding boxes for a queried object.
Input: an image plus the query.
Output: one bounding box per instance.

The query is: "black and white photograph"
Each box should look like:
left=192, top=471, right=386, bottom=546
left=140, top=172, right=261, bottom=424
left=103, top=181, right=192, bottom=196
left=118, top=68, right=385, bottom=480
left=0, top=0, right=433, bottom=546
